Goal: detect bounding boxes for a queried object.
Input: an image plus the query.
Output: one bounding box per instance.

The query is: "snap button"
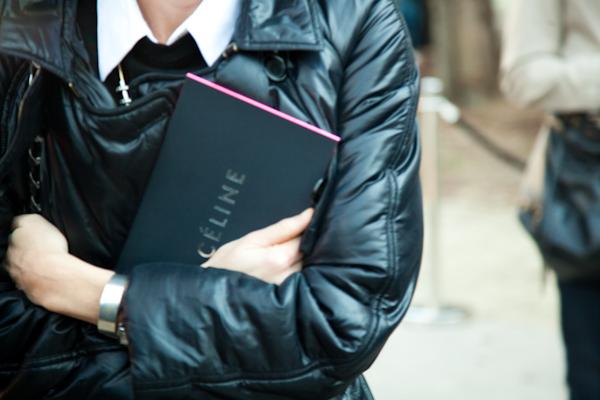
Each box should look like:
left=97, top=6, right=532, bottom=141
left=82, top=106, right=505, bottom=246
left=265, top=55, right=287, bottom=82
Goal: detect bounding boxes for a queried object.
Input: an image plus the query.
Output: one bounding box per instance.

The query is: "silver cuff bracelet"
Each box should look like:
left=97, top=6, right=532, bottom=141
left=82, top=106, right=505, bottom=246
left=97, top=274, right=129, bottom=344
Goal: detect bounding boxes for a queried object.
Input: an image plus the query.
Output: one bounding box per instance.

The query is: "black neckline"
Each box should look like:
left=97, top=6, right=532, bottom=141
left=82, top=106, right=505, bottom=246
left=76, top=0, right=207, bottom=101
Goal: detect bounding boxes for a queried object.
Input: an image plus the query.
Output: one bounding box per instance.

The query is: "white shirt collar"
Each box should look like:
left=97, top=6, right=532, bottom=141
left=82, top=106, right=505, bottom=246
left=97, top=0, right=241, bottom=81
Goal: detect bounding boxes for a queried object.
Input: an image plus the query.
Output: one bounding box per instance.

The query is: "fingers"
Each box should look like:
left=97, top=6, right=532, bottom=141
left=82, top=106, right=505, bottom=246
left=7, top=227, right=24, bottom=250
left=11, top=215, right=27, bottom=231
left=263, top=237, right=302, bottom=273
left=275, top=237, right=303, bottom=265
left=245, top=208, right=314, bottom=246
left=274, top=261, right=303, bottom=285
left=11, top=214, right=42, bottom=231
left=4, top=248, right=19, bottom=288
left=270, top=238, right=303, bottom=284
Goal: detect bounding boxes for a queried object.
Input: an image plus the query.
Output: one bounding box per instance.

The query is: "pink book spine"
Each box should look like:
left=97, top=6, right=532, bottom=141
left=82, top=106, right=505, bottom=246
left=186, top=73, right=341, bottom=143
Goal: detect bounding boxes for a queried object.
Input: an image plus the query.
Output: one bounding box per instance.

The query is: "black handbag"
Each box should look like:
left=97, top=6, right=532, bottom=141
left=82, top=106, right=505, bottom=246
left=520, top=114, right=600, bottom=281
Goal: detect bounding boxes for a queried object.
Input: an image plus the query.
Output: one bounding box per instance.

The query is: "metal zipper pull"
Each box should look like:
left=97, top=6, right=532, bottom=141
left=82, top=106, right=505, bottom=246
left=67, top=82, right=81, bottom=99
left=221, top=42, right=239, bottom=59
left=116, top=64, right=132, bottom=106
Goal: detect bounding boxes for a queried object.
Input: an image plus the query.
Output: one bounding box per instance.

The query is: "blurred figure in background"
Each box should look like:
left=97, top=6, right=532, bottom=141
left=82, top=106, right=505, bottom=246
left=400, top=0, right=429, bottom=49
left=399, top=0, right=430, bottom=72
left=501, top=1, right=600, bottom=399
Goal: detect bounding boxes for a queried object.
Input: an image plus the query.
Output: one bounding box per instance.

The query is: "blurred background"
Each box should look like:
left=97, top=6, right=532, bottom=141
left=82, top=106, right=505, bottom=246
left=366, top=0, right=566, bottom=398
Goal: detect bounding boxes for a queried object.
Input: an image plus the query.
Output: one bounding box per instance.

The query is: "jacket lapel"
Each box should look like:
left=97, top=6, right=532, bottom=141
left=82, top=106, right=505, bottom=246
left=234, top=0, right=323, bottom=51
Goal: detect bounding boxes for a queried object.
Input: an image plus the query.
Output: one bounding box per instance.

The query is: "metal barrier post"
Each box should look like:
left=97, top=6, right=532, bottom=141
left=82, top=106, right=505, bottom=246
left=405, top=77, right=468, bottom=325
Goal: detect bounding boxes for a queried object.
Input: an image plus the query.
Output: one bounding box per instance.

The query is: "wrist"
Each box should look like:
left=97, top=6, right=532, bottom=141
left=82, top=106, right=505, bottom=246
left=44, top=254, right=114, bottom=324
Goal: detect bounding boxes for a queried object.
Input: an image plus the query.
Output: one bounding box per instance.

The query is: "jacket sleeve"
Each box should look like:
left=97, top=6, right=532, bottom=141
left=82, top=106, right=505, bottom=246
left=0, top=204, right=130, bottom=398
left=500, top=0, right=600, bottom=112
left=123, top=2, right=423, bottom=399
left=0, top=55, right=129, bottom=398
left=0, top=55, right=21, bottom=284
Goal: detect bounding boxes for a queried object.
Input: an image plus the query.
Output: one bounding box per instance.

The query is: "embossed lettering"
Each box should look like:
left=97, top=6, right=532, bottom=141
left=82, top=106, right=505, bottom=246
left=219, top=184, right=239, bottom=205
left=214, top=205, right=231, bottom=215
left=197, top=168, right=247, bottom=259
left=200, top=226, right=222, bottom=243
left=209, top=217, right=229, bottom=228
left=226, top=169, right=246, bottom=185
left=197, top=242, right=217, bottom=259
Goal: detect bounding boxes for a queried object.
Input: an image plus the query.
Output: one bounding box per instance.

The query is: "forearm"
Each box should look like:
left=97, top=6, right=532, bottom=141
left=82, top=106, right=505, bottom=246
left=123, top=261, right=419, bottom=399
left=1, top=252, right=116, bottom=359
left=39, top=253, right=114, bottom=324
left=0, top=252, right=127, bottom=397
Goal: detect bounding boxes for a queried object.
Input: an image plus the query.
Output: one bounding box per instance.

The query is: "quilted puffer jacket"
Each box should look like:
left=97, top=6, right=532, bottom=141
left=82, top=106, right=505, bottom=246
left=0, top=0, right=422, bottom=399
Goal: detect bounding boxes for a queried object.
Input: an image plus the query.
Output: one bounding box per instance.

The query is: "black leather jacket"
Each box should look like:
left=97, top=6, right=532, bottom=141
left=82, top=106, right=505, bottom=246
left=0, top=1, right=422, bottom=399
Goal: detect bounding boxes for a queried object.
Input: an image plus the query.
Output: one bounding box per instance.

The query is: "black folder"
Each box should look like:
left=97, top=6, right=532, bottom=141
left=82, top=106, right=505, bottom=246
left=116, top=74, right=339, bottom=271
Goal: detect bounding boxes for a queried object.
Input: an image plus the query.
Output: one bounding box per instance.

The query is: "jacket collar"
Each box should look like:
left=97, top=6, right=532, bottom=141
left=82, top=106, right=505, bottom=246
left=0, top=0, right=75, bottom=79
left=0, top=0, right=322, bottom=80
left=235, top=0, right=323, bottom=51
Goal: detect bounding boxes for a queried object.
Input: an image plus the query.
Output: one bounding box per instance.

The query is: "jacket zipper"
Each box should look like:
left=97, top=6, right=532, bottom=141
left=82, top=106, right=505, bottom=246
left=18, top=62, right=42, bottom=119
left=0, top=62, right=41, bottom=157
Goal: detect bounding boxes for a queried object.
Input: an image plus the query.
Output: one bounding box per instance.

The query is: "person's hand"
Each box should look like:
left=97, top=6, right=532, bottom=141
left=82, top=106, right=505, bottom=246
left=203, top=208, right=314, bottom=285
left=10, top=213, right=69, bottom=254
left=6, top=214, right=113, bottom=323
left=6, top=214, right=69, bottom=304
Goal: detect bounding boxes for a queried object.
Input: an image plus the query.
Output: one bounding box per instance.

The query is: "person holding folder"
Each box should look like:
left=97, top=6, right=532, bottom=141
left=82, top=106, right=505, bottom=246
left=0, top=0, right=422, bottom=398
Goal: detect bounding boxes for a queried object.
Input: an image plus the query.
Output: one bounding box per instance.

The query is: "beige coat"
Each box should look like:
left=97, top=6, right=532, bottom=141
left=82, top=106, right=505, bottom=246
left=501, top=0, right=600, bottom=113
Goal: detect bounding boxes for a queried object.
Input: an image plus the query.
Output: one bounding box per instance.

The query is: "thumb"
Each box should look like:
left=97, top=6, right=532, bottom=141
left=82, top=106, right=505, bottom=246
left=245, top=208, right=314, bottom=246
